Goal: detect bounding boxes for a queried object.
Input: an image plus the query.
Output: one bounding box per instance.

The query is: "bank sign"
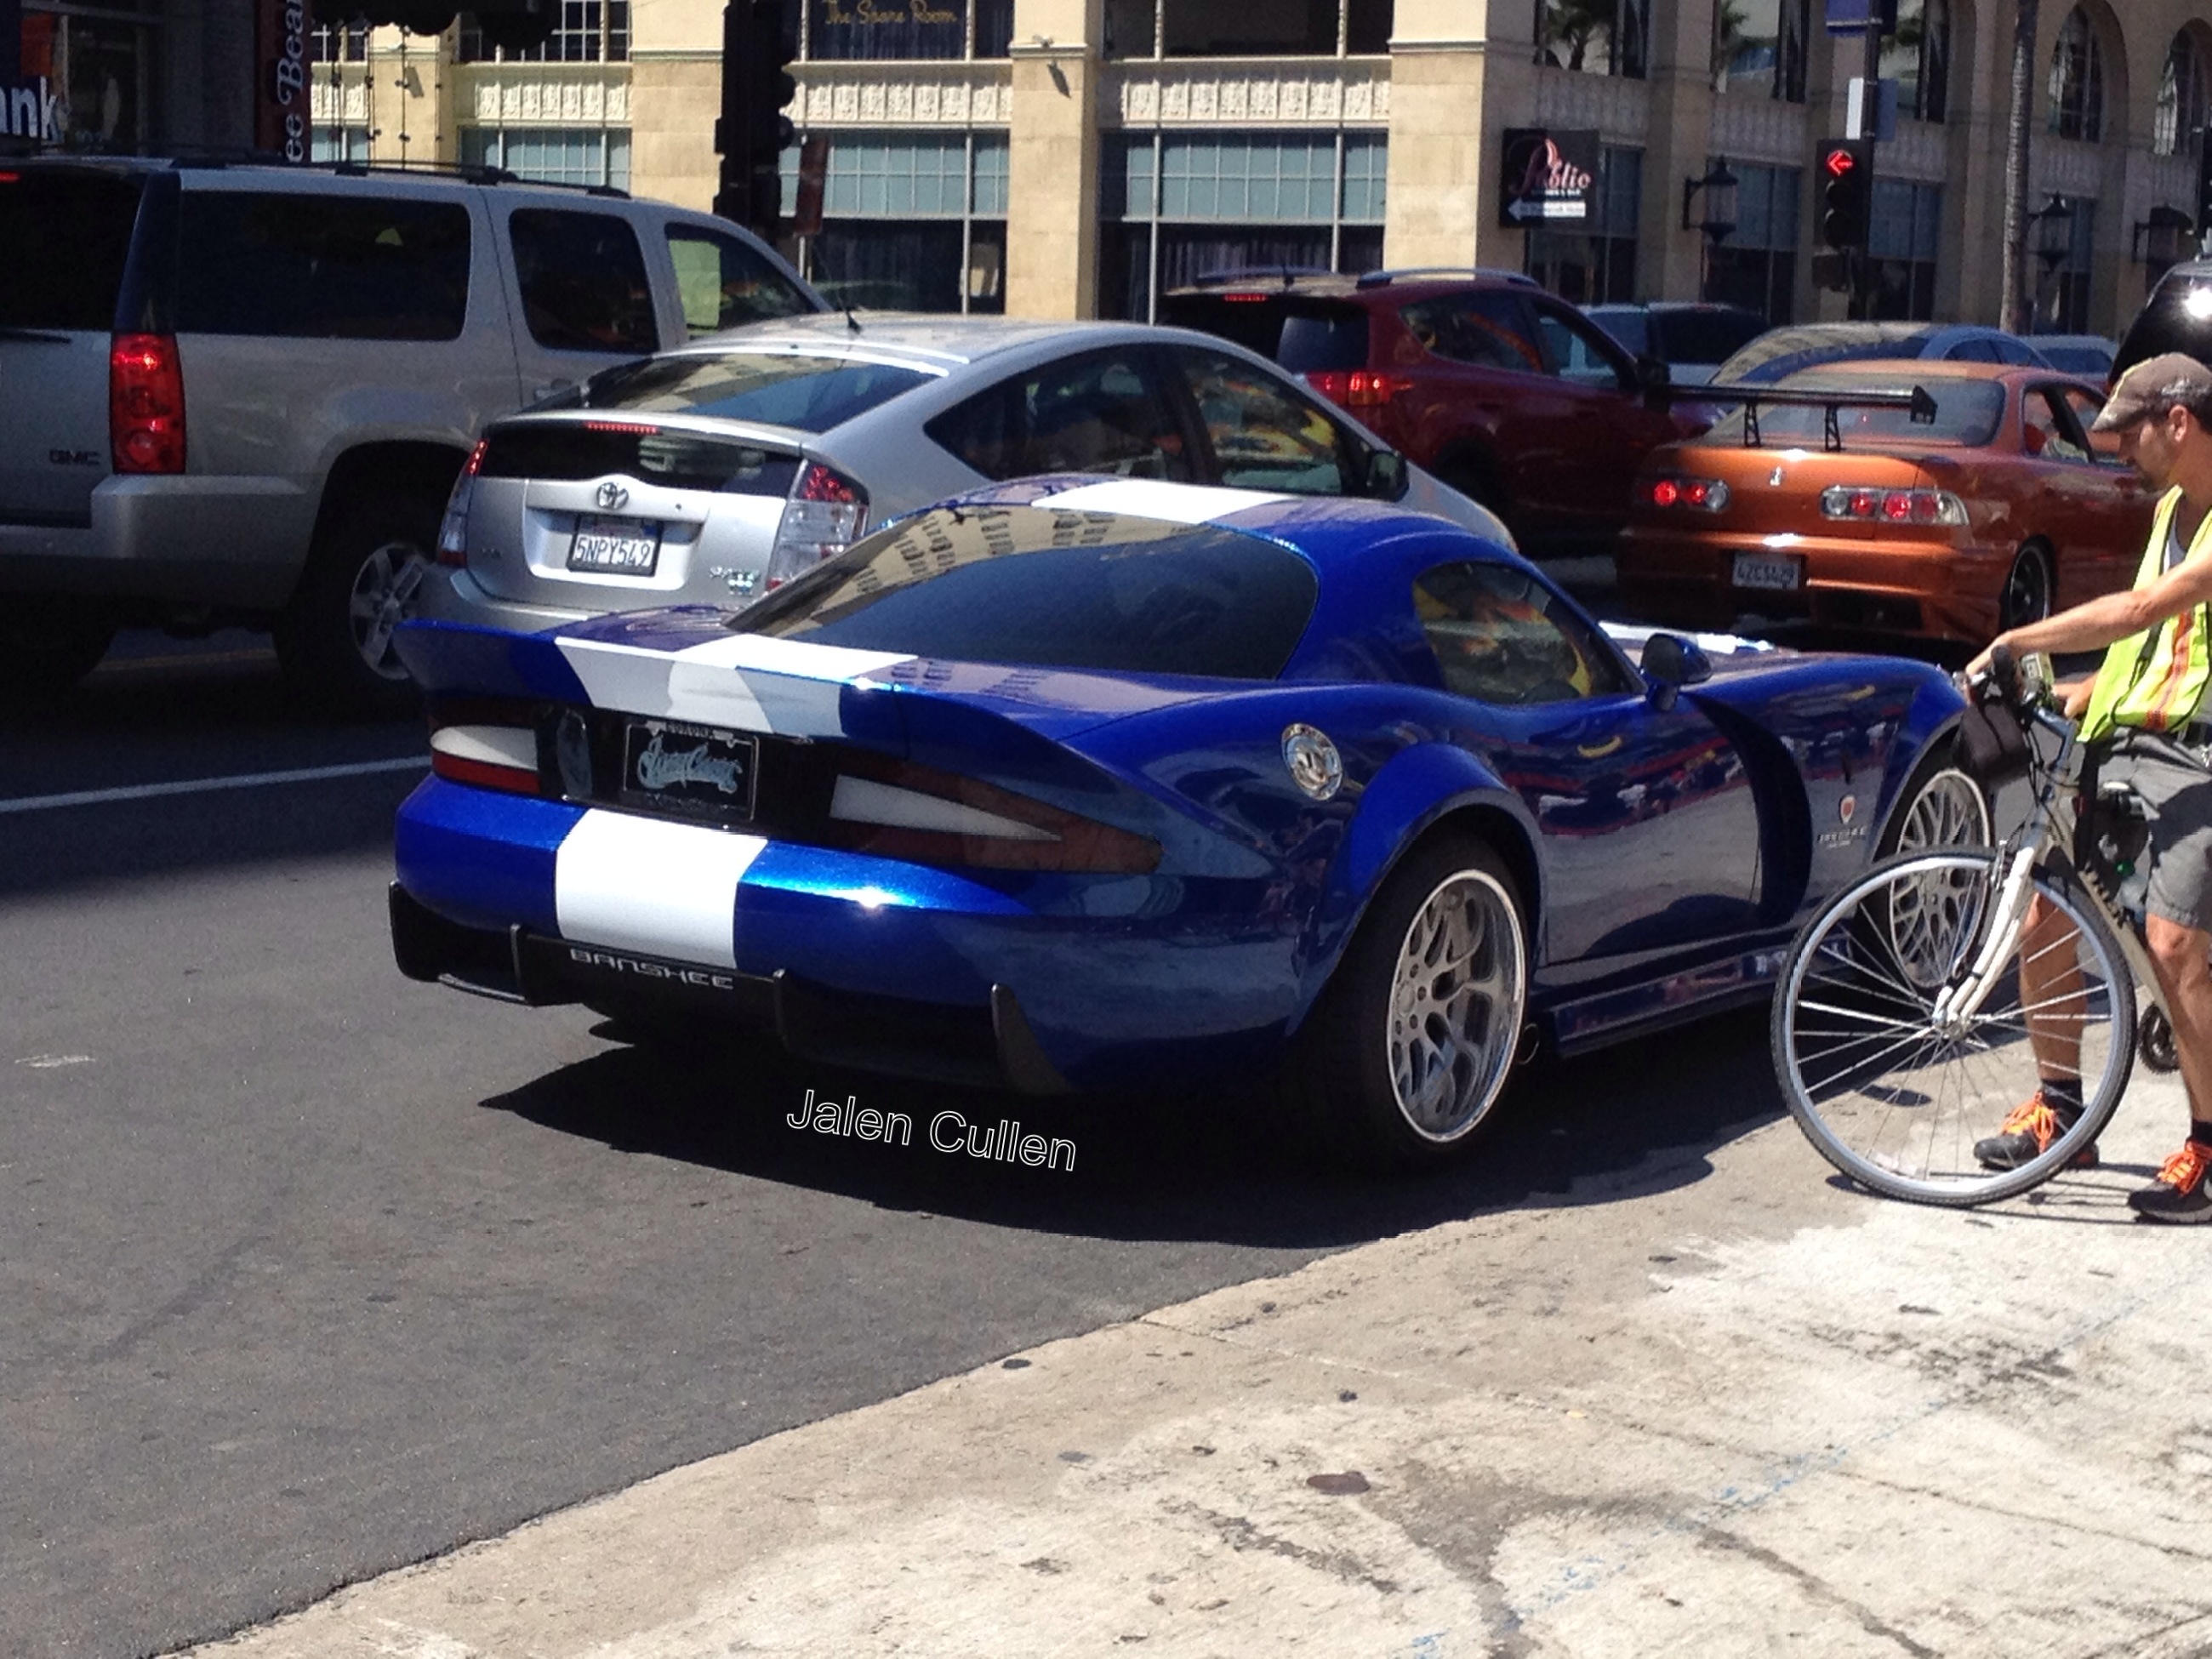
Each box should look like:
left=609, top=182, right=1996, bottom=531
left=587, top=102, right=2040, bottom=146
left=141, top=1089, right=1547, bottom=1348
left=812, top=0, right=965, bottom=60
left=2, top=0, right=61, bottom=144
left=1498, top=128, right=1600, bottom=227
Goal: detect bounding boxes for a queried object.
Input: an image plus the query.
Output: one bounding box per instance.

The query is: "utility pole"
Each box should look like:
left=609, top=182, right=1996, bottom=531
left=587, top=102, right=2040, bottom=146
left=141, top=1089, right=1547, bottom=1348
left=1850, top=19, right=1882, bottom=319
left=1999, top=0, right=2039, bottom=333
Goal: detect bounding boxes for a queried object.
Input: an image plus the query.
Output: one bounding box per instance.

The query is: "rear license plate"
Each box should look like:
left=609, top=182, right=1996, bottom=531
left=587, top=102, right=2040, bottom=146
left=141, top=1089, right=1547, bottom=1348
left=569, top=515, right=662, bottom=575
left=1731, top=553, right=1804, bottom=591
left=619, top=719, right=757, bottom=822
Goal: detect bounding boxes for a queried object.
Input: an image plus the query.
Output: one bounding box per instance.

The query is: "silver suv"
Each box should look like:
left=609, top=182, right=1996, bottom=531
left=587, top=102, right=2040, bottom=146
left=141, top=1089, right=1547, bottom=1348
left=0, top=159, right=822, bottom=709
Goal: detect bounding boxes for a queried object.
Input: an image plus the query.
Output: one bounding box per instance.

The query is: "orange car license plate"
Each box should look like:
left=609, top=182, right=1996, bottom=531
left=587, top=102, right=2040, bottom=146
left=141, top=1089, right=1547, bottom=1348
left=1731, top=553, right=1803, bottom=591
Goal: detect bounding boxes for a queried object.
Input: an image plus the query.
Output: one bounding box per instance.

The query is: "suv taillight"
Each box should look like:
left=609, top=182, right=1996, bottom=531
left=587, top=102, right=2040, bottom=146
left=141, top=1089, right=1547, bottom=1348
left=110, top=334, right=185, bottom=474
left=437, top=440, right=487, bottom=567
left=765, top=462, right=868, bottom=590
left=1305, top=369, right=1411, bottom=410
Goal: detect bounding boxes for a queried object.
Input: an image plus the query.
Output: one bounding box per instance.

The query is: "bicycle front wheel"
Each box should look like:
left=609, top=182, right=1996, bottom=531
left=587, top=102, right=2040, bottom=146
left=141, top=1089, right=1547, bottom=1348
left=1772, top=850, right=2133, bottom=1206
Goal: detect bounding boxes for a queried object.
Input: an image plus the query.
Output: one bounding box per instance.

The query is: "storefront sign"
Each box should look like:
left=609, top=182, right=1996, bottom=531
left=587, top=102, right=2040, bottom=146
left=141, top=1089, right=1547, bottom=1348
left=812, top=0, right=965, bottom=62
left=1499, top=128, right=1599, bottom=227
left=0, top=0, right=54, bottom=143
left=255, top=0, right=313, bottom=162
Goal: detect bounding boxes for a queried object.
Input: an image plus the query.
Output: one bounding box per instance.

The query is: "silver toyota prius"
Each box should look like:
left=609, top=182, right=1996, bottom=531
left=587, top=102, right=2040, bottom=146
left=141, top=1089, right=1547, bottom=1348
left=423, top=313, right=1513, bottom=631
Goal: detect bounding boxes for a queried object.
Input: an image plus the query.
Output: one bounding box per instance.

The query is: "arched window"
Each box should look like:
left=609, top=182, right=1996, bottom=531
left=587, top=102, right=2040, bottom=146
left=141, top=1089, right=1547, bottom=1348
left=2048, top=7, right=2104, bottom=142
left=2155, top=31, right=2209, bottom=157
left=1882, top=0, right=1951, bottom=123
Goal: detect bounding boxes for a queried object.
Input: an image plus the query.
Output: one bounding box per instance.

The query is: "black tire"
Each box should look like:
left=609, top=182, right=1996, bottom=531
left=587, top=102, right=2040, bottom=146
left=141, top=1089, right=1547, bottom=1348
left=1998, top=542, right=2055, bottom=633
left=0, top=597, right=115, bottom=703
left=1773, top=851, right=2132, bottom=1206
left=1287, top=834, right=1531, bottom=1172
left=276, top=493, right=438, bottom=716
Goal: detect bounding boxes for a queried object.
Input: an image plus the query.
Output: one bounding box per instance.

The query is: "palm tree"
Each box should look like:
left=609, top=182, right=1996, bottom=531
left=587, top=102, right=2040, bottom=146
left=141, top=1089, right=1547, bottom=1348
left=2000, top=0, right=2038, bottom=333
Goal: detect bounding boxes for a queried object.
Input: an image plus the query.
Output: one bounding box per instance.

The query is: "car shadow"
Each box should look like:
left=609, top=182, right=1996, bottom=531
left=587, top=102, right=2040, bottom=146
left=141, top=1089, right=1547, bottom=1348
left=482, top=1003, right=1787, bottom=1251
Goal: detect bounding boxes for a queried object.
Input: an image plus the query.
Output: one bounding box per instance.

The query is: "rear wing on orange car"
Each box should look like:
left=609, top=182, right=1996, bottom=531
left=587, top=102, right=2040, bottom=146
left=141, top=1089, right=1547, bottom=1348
left=1657, top=383, right=1939, bottom=452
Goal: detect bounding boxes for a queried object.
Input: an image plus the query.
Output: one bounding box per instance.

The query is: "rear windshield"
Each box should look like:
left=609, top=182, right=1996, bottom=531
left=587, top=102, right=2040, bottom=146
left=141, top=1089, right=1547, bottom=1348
left=566, top=352, right=934, bottom=434
left=1656, top=309, right=1766, bottom=366
left=0, top=168, right=143, bottom=331
left=479, top=422, right=800, bottom=494
left=732, top=504, right=1319, bottom=681
left=1704, top=373, right=2006, bottom=448
left=1159, top=294, right=1371, bottom=373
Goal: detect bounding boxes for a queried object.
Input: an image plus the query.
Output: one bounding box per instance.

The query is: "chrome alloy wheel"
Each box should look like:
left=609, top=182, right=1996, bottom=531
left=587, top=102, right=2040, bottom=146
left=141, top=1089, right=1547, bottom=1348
left=1886, top=767, right=1995, bottom=989
left=1385, top=869, right=1527, bottom=1142
left=1895, top=767, right=1991, bottom=854
left=350, top=539, right=430, bottom=680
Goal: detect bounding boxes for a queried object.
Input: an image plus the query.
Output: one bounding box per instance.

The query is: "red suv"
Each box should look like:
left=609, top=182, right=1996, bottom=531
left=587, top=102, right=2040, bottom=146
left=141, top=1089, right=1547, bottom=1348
left=1161, top=270, right=1701, bottom=556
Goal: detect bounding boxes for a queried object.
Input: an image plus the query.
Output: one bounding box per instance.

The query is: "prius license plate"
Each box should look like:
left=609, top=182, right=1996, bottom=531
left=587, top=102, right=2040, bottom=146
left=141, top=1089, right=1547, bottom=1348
left=569, top=515, right=662, bottom=575
left=1731, top=553, right=1803, bottom=591
left=619, top=719, right=757, bottom=822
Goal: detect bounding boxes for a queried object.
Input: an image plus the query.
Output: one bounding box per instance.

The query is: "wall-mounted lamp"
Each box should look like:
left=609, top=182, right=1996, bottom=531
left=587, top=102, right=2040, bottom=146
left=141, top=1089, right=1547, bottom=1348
left=2134, top=204, right=2194, bottom=266
left=1681, top=159, right=1740, bottom=243
left=2032, top=193, right=2074, bottom=272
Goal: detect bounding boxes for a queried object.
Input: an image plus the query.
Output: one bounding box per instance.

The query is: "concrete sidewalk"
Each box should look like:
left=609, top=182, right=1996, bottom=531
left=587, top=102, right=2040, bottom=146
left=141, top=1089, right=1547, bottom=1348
left=185, top=1083, right=2212, bottom=1658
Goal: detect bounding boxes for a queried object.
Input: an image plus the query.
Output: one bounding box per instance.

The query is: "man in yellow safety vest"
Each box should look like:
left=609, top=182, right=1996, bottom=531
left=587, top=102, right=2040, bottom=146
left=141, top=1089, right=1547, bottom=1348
left=1966, top=351, right=2212, bottom=1222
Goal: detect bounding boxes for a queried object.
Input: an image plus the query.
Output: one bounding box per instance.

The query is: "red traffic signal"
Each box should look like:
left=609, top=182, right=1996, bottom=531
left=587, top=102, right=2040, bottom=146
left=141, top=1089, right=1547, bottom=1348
left=1820, top=141, right=1869, bottom=249
left=1822, top=145, right=1857, bottom=180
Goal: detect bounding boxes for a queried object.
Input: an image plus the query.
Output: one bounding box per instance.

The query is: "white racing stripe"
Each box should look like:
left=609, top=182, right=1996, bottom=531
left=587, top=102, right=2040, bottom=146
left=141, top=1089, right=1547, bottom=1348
left=554, top=809, right=767, bottom=969
left=0, top=755, right=429, bottom=816
left=1031, top=479, right=1291, bottom=523
left=556, top=635, right=912, bottom=738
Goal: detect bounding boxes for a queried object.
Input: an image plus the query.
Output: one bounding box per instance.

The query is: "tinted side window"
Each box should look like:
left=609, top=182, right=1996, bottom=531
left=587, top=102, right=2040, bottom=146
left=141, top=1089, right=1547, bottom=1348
left=2023, top=388, right=2089, bottom=463
left=925, top=350, right=1194, bottom=482
left=666, top=225, right=812, bottom=335
left=1401, top=294, right=1545, bottom=373
left=0, top=168, right=143, bottom=331
left=1531, top=305, right=1628, bottom=391
left=1993, top=335, right=2041, bottom=365
left=1943, top=339, right=1998, bottom=362
left=1415, top=561, right=1635, bottom=705
left=1589, top=310, right=1648, bottom=354
left=510, top=208, right=658, bottom=354
left=2061, top=385, right=2126, bottom=464
left=176, top=193, right=470, bottom=340
left=1171, top=347, right=1354, bottom=493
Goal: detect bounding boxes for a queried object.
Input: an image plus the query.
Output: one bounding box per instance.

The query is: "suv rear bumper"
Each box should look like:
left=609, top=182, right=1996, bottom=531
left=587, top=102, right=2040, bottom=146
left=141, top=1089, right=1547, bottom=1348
left=423, top=567, right=596, bottom=636
left=0, top=476, right=315, bottom=608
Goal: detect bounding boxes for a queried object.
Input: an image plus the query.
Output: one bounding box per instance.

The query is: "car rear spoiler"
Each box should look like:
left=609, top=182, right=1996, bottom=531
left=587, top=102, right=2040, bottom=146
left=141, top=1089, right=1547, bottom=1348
left=1654, top=383, right=1939, bottom=452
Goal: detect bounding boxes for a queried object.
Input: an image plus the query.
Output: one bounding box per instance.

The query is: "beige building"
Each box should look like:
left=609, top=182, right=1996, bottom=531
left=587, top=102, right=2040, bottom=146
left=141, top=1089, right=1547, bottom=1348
left=307, top=0, right=2212, bottom=339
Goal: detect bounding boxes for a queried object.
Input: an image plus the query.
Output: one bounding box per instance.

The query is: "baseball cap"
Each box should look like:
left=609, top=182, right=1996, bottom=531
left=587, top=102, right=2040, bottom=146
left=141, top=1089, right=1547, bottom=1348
left=2091, top=351, right=2212, bottom=431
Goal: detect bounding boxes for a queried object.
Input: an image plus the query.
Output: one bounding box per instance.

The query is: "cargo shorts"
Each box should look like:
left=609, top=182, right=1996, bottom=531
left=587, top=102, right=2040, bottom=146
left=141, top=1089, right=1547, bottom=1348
left=2099, top=731, right=2212, bottom=932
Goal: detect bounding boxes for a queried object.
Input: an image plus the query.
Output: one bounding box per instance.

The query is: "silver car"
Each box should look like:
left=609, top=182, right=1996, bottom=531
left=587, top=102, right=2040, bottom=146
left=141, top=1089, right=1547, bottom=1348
left=425, top=314, right=1513, bottom=632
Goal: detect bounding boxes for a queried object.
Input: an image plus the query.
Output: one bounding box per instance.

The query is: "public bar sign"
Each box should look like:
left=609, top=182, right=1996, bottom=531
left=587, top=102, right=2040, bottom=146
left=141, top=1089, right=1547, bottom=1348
left=812, top=0, right=965, bottom=62
left=1499, top=128, right=1599, bottom=227
left=255, top=0, right=313, bottom=162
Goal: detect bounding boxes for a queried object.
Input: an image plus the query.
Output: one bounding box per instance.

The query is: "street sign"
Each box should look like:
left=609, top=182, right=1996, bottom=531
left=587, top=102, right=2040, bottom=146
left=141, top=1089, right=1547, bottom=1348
left=1499, top=128, right=1599, bottom=228
left=1844, top=77, right=1899, bottom=142
left=1823, top=0, right=1898, bottom=34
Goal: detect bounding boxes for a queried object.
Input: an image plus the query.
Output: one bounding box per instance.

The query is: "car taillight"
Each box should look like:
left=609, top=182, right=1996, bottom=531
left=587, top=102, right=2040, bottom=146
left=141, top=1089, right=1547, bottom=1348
left=1640, top=473, right=1731, bottom=512
left=765, top=461, right=869, bottom=590
left=1305, top=369, right=1411, bottom=409
left=824, top=758, right=1160, bottom=873
left=427, top=702, right=541, bottom=795
left=1818, top=485, right=1967, bottom=526
left=110, top=334, right=185, bottom=475
left=437, top=440, right=487, bottom=567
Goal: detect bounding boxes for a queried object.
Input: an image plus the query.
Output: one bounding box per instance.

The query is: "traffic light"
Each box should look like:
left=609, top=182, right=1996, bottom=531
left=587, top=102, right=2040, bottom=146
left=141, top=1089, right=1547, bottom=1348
left=716, top=0, right=796, bottom=238
left=1820, top=142, right=1869, bottom=250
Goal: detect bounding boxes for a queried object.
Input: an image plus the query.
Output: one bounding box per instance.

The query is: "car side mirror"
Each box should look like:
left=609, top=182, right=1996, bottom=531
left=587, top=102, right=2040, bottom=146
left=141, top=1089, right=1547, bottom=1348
left=1641, top=631, right=1713, bottom=703
left=1365, top=448, right=1408, bottom=501
left=1635, top=353, right=1672, bottom=392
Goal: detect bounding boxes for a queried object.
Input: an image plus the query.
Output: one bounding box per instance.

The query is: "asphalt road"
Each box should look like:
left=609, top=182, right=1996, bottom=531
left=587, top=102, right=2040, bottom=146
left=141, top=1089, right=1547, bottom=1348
left=2, top=636, right=1790, bottom=1658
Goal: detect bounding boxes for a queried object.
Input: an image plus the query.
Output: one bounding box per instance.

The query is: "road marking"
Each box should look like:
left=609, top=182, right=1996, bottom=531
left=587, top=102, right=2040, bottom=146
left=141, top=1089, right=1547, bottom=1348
left=14, top=1054, right=93, bottom=1069
left=0, top=755, right=429, bottom=816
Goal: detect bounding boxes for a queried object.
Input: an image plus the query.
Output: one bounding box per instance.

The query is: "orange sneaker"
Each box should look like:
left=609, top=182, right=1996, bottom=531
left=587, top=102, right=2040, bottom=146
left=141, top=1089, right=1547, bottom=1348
left=2128, top=1140, right=2212, bottom=1223
left=1972, top=1088, right=2098, bottom=1172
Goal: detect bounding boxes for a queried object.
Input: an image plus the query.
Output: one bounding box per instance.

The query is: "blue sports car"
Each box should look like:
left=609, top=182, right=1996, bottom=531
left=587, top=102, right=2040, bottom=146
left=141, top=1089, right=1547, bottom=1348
left=388, top=476, right=1986, bottom=1167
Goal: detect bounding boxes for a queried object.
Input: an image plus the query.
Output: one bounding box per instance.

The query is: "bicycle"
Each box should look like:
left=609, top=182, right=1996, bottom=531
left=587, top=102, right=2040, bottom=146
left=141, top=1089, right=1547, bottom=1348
left=1770, top=646, right=2184, bottom=1206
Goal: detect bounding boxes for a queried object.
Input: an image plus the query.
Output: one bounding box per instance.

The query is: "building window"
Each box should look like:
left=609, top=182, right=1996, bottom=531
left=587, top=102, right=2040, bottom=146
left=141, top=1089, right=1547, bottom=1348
left=1099, top=130, right=1387, bottom=322
left=458, top=0, right=628, bottom=63
left=2048, top=7, right=2103, bottom=142
left=1868, top=178, right=1941, bottom=319
left=2039, top=198, right=2095, bottom=331
left=1701, top=162, right=1799, bottom=323
left=311, top=125, right=372, bottom=162
left=18, top=6, right=157, bottom=152
left=459, top=126, right=631, bottom=189
left=1713, top=0, right=1809, bottom=103
left=1533, top=0, right=1648, bottom=78
left=2155, top=30, right=2209, bottom=157
left=1524, top=146, right=1640, bottom=303
left=1104, top=0, right=1391, bottom=60
left=311, top=20, right=368, bottom=61
left=1880, top=0, right=1948, bottom=123
left=782, top=133, right=1009, bottom=312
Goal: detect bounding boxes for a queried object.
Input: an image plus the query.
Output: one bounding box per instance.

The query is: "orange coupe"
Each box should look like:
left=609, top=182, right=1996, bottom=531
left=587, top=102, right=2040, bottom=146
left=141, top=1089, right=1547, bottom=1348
left=1613, top=360, right=2152, bottom=648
